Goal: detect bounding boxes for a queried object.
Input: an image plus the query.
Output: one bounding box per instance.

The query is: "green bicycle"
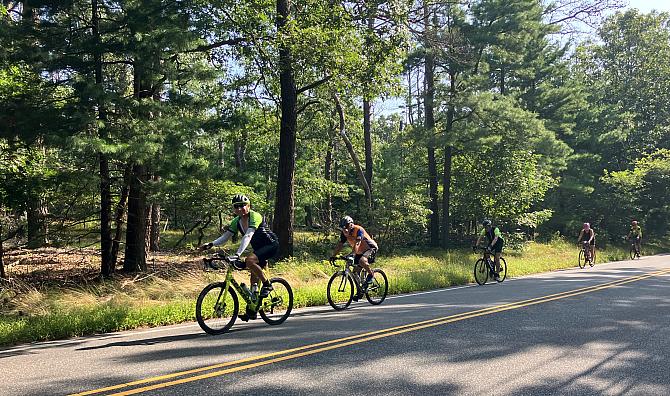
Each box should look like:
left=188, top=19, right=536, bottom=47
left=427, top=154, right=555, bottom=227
left=195, top=252, right=293, bottom=335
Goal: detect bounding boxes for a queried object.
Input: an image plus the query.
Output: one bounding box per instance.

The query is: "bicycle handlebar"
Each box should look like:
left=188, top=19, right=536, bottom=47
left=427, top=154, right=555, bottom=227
left=202, top=249, right=239, bottom=271
left=329, top=255, right=355, bottom=266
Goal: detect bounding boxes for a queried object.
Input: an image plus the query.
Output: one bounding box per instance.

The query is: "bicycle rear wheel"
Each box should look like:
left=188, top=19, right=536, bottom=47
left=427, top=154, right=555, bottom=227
left=259, top=277, right=293, bottom=325
left=591, top=247, right=596, bottom=265
left=196, top=282, right=238, bottom=335
left=578, top=250, right=586, bottom=269
left=365, top=269, right=388, bottom=305
left=474, top=259, right=488, bottom=285
left=497, top=257, right=507, bottom=282
left=327, top=271, right=354, bottom=310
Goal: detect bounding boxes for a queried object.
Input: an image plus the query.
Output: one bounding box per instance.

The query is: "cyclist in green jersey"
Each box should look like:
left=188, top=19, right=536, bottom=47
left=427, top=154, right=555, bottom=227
left=475, top=220, right=505, bottom=281
left=627, top=220, right=642, bottom=253
left=199, top=194, right=279, bottom=321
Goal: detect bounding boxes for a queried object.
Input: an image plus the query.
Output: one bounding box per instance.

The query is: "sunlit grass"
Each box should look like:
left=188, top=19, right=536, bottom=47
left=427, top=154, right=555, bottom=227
left=0, top=238, right=664, bottom=346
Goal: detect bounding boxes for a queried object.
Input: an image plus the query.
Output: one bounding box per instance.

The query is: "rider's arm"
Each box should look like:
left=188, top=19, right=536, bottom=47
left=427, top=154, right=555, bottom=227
left=332, top=241, right=344, bottom=257
left=211, top=229, right=234, bottom=246
left=490, top=227, right=502, bottom=247
left=577, top=230, right=583, bottom=243
left=589, top=230, right=595, bottom=243
left=354, top=229, right=364, bottom=251
left=476, top=228, right=485, bottom=246
left=235, top=227, right=256, bottom=256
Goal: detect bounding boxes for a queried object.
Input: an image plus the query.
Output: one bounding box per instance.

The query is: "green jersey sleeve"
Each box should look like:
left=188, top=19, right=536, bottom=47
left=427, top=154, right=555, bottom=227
left=248, top=211, right=263, bottom=229
left=228, top=217, right=240, bottom=236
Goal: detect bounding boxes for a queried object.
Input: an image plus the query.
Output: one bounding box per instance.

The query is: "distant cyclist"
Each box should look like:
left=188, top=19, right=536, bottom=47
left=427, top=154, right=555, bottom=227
left=330, top=215, right=378, bottom=301
left=475, top=219, right=505, bottom=281
left=577, top=222, right=596, bottom=264
left=627, top=220, right=642, bottom=254
left=199, top=194, right=279, bottom=321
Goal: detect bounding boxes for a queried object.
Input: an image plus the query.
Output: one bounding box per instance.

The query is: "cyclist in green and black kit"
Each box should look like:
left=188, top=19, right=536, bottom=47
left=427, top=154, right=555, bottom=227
left=199, top=194, right=279, bottom=321
left=475, top=220, right=505, bottom=281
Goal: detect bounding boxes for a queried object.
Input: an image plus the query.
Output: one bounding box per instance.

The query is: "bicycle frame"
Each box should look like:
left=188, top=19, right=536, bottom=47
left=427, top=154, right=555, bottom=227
left=475, top=247, right=498, bottom=274
left=332, top=256, right=366, bottom=295
left=581, top=241, right=592, bottom=258
left=206, top=257, right=261, bottom=312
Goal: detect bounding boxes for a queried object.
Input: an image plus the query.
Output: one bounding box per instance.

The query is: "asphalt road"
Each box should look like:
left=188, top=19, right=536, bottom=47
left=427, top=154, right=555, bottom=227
left=2, top=254, right=669, bottom=396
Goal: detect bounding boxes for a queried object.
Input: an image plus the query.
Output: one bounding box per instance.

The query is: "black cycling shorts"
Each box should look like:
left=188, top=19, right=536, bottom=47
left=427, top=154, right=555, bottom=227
left=354, top=248, right=377, bottom=265
left=489, top=239, right=504, bottom=253
left=236, top=242, right=279, bottom=268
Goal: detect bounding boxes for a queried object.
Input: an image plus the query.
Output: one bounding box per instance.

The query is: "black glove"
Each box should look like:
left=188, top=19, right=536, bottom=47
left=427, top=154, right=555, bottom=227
left=199, top=242, right=213, bottom=251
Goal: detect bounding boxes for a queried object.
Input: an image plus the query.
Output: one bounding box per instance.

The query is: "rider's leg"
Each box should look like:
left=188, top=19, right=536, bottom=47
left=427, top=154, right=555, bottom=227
left=359, top=256, right=374, bottom=283
left=245, top=254, right=267, bottom=285
left=494, top=252, right=501, bottom=274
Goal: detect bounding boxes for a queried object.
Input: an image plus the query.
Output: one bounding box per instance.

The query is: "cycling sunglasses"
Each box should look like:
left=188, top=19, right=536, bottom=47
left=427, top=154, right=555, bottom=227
left=233, top=203, right=248, bottom=209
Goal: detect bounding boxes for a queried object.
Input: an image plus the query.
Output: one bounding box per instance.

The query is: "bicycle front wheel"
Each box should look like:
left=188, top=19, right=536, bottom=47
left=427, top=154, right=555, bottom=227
left=578, top=250, right=586, bottom=269
left=365, top=269, right=388, bottom=305
left=196, top=282, right=238, bottom=335
left=629, top=247, right=635, bottom=260
left=259, top=277, right=293, bottom=325
left=497, top=257, right=507, bottom=282
left=327, top=271, right=354, bottom=310
left=474, top=259, right=488, bottom=285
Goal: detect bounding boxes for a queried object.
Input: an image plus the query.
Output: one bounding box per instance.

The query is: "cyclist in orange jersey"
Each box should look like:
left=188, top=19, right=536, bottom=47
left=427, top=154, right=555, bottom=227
left=331, top=215, right=379, bottom=300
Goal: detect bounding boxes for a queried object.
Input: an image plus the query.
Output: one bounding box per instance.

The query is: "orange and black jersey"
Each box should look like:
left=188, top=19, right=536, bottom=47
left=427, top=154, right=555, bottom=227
left=340, top=225, right=378, bottom=255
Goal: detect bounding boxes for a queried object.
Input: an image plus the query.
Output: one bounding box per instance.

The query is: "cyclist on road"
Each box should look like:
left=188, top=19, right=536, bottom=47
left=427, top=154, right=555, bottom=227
left=628, top=220, right=643, bottom=254
left=330, top=215, right=378, bottom=301
left=199, top=194, right=279, bottom=321
left=475, top=219, right=505, bottom=281
left=577, top=222, right=596, bottom=264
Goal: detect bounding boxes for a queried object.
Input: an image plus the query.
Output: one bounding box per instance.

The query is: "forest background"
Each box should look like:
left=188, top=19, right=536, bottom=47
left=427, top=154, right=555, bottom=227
left=1, top=0, right=669, bottom=344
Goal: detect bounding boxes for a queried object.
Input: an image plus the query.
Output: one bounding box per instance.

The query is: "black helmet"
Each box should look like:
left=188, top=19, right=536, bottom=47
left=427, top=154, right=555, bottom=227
left=231, top=194, right=250, bottom=206
left=339, top=215, right=354, bottom=228
left=482, top=219, right=492, bottom=227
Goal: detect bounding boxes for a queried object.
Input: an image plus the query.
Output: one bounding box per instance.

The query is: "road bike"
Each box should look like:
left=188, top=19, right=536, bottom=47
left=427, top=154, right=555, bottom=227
left=628, top=237, right=642, bottom=260
left=578, top=241, right=596, bottom=269
left=327, top=255, right=388, bottom=310
left=195, top=251, right=293, bottom=335
left=473, top=246, right=507, bottom=285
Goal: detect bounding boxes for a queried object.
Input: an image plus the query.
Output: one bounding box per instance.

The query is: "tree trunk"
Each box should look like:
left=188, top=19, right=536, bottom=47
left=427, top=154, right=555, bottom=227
left=150, top=200, right=161, bottom=252
left=123, top=164, right=148, bottom=272
left=111, top=163, right=131, bottom=266
left=424, top=2, right=439, bottom=247
left=93, top=0, right=114, bottom=276
left=273, top=0, right=298, bottom=259
left=234, top=134, right=246, bottom=171
left=333, top=93, right=372, bottom=207
left=0, top=222, right=5, bottom=279
left=218, top=138, right=224, bottom=167
left=324, top=129, right=335, bottom=225
left=304, top=205, right=313, bottom=228
left=26, top=196, right=48, bottom=249
left=363, top=98, right=373, bottom=196
left=441, top=145, right=453, bottom=248
left=441, top=72, right=457, bottom=248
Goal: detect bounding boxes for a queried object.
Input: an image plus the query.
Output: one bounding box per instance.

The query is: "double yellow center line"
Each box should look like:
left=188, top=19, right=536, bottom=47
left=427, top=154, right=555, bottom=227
left=73, top=267, right=670, bottom=396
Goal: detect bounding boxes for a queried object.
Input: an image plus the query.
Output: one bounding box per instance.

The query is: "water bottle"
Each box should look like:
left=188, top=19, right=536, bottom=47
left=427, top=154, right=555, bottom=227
left=240, top=283, right=255, bottom=301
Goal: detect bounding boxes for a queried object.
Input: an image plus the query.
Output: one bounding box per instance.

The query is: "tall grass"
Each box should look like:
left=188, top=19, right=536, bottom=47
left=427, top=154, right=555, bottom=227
left=0, top=239, right=659, bottom=346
